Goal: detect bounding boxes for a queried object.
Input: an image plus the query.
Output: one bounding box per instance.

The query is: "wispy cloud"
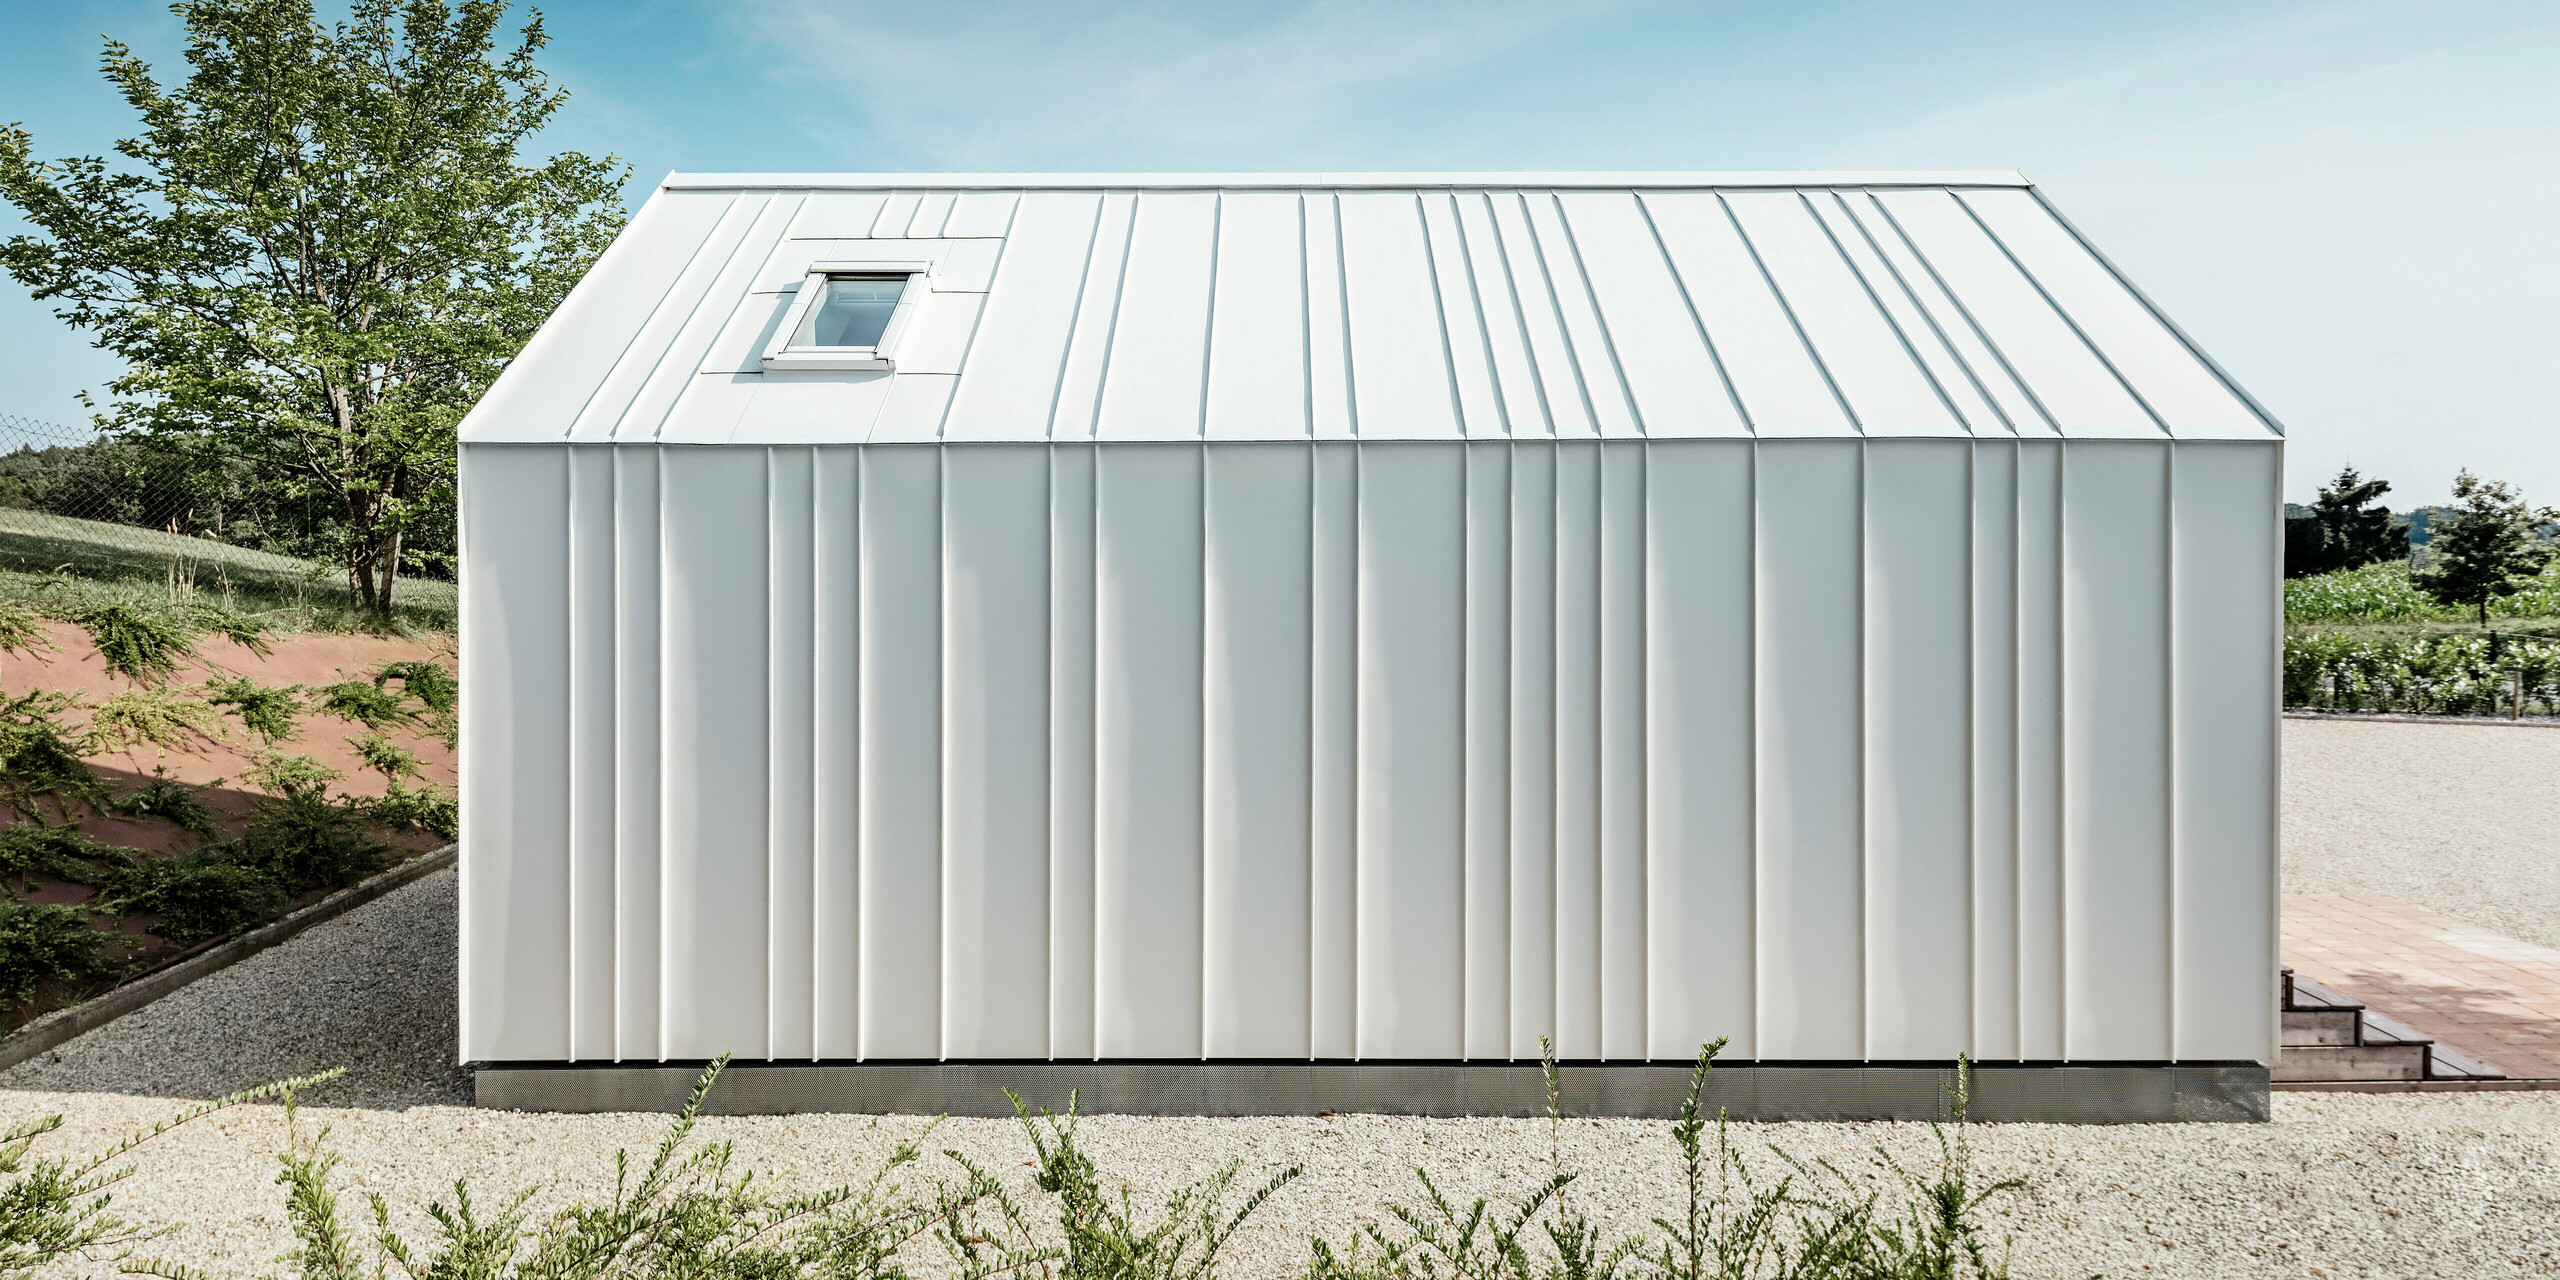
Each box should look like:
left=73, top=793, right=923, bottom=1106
left=723, top=0, right=1635, bottom=168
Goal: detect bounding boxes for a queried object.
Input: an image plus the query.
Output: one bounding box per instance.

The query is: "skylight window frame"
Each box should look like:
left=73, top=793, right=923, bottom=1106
left=760, top=261, right=932, bottom=371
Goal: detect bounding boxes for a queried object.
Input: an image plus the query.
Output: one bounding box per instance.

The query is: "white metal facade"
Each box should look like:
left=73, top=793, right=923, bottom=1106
left=459, top=173, right=2281, bottom=1067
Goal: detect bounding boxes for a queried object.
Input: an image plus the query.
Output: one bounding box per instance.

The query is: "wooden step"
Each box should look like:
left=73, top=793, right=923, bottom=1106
left=2276, top=967, right=2506, bottom=1082
left=2275, top=1042, right=2427, bottom=1082
left=2281, top=1008, right=2360, bottom=1046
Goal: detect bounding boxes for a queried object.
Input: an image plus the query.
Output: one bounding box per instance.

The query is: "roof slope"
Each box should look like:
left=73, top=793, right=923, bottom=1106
left=461, top=172, right=2279, bottom=444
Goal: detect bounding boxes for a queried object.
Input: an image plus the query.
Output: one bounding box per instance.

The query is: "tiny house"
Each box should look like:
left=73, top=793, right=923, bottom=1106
left=458, top=172, right=2280, bottom=1120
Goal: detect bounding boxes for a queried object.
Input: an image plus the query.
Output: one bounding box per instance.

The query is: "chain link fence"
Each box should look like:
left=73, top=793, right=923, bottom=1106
left=0, top=412, right=455, bottom=623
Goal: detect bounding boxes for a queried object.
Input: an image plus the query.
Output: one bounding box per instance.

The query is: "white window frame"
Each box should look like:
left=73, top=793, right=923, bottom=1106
left=760, top=261, right=931, bottom=371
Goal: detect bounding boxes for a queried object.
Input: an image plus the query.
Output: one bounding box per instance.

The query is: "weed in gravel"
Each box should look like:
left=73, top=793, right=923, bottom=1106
left=1003, top=1086, right=1300, bottom=1280
left=69, top=603, right=197, bottom=684
left=311, top=679, right=411, bottom=729
left=242, top=751, right=342, bottom=800
left=361, top=780, right=457, bottom=840
left=349, top=731, right=420, bottom=782
left=113, top=768, right=224, bottom=839
left=0, top=824, right=134, bottom=893
left=86, top=685, right=225, bottom=752
left=103, top=850, right=289, bottom=945
left=0, top=690, right=106, bottom=821
left=204, top=674, right=303, bottom=743
left=0, top=1071, right=345, bottom=1279
left=0, top=902, right=124, bottom=1010
left=375, top=658, right=457, bottom=714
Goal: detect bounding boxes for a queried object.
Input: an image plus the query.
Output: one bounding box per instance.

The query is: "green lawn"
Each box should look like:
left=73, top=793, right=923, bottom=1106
left=0, top=506, right=454, bottom=633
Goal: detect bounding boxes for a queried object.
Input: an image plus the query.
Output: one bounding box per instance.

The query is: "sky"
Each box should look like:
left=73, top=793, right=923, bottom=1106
left=1, top=0, right=2553, bottom=506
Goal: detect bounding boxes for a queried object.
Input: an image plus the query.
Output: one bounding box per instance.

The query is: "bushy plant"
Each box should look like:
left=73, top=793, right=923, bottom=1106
left=311, top=679, right=411, bottom=729
left=0, top=598, right=52, bottom=665
left=204, top=673, right=303, bottom=743
left=113, top=767, right=224, bottom=838
left=242, top=750, right=342, bottom=799
left=361, top=780, right=458, bottom=840
left=227, top=790, right=385, bottom=895
left=86, top=684, right=224, bottom=751
left=0, top=902, right=122, bottom=1009
left=2286, top=559, right=2560, bottom=625
left=68, top=602, right=196, bottom=683
left=0, top=1071, right=343, bottom=1279
left=2285, top=631, right=2560, bottom=716
left=0, top=824, right=133, bottom=892
left=102, top=850, right=288, bottom=944
left=0, top=689, right=106, bottom=820
left=375, top=658, right=457, bottom=714
left=348, top=730, right=420, bottom=782
left=1005, top=1089, right=1300, bottom=1280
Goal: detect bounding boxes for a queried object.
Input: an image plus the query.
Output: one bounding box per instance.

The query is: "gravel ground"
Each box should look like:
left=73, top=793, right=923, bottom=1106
left=10, top=718, right=2560, bottom=1278
left=2283, top=716, right=2560, bottom=948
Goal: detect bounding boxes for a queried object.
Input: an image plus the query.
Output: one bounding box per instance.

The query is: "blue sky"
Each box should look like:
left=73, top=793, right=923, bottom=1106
left=3, top=0, right=2553, bottom=505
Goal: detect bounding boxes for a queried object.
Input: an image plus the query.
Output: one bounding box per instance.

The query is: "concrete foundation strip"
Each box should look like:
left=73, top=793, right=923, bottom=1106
left=0, top=843, right=457, bottom=1073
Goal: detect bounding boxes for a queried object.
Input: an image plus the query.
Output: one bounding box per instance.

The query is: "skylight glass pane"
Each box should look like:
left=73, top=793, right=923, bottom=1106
left=794, top=275, right=906, bottom=348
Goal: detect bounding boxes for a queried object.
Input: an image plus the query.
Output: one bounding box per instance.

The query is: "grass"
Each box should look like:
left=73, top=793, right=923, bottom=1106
left=0, top=506, right=453, bottom=637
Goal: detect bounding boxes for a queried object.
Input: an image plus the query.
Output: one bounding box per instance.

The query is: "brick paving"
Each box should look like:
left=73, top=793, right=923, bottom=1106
left=2285, top=893, right=2560, bottom=1080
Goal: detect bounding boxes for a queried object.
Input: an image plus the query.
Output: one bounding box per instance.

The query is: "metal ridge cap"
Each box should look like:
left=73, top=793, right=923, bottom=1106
left=660, top=170, right=2035, bottom=192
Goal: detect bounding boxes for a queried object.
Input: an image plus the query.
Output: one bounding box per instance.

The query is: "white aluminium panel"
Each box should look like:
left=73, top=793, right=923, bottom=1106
left=1754, top=441, right=1864, bottom=1059
left=1094, top=445, right=1206, bottom=1056
left=1969, top=444, right=2021, bottom=1058
left=2015, top=440, right=2066, bottom=1058
left=2062, top=441, right=2172, bottom=1060
left=1551, top=442, right=1603, bottom=1056
left=1725, top=192, right=1959, bottom=436
left=1423, top=194, right=1508, bottom=439
left=566, top=446, right=616, bottom=1061
left=1963, top=190, right=2269, bottom=439
left=1642, top=193, right=1850, bottom=436
left=459, top=445, right=570, bottom=1061
left=1842, top=192, right=2048, bottom=434
left=1525, top=195, right=1641, bottom=438
left=1559, top=192, right=1745, bottom=437
left=1506, top=443, right=1559, bottom=1055
left=1048, top=446, right=1099, bottom=1057
left=811, top=447, right=861, bottom=1059
left=1356, top=444, right=1466, bottom=1057
left=1310, top=442, right=1359, bottom=1054
left=1462, top=443, right=1512, bottom=1056
left=945, top=190, right=1020, bottom=237
left=791, top=192, right=890, bottom=238
left=1096, top=192, right=1218, bottom=438
left=1644, top=440, right=1755, bottom=1058
left=1488, top=193, right=1592, bottom=437
left=859, top=447, right=942, bottom=1057
left=569, top=195, right=772, bottom=440
left=1340, top=193, right=1461, bottom=438
left=2172, top=443, right=2279, bottom=1062
left=1051, top=194, right=1139, bottom=439
left=658, top=448, right=770, bottom=1059
left=1455, top=193, right=1548, bottom=435
left=1597, top=442, right=1646, bottom=1058
left=1876, top=191, right=2157, bottom=437
left=766, top=447, right=817, bottom=1060
left=944, top=192, right=1104, bottom=440
left=1861, top=441, right=1972, bottom=1059
left=1204, top=193, right=1310, bottom=438
left=1809, top=193, right=1994, bottom=434
left=1305, top=195, right=1356, bottom=439
left=610, top=448, right=663, bottom=1061
left=1202, top=445, right=1316, bottom=1056
left=942, top=446, right=1053, bottom=1058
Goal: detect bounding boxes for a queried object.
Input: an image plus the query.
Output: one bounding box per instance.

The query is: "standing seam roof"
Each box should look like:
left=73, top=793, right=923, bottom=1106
left=459, top=173, right=2280, bottom=445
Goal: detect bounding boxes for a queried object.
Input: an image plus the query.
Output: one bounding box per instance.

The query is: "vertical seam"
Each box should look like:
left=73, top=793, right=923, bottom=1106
left=1857, top=439, right=1870, bottom=1060
left=565, top=447, right=582, bottom=1059
left=1350, top=444, right=1363, bottom=1055
left=2012, top=440, right=2025, bottom=1058
left=657, top=446, right=672, bottom=1062
left=1086, top=193, right=1141, bottom=438
left=1635, top=192, right=1751, bottom=435
left=1460, top=444, right=1472, bottom=1054
left=1043, top=193, right=1108, bottom=439
left=1719, top=192, right=1861, bottom=435
left=1416, top=192, right=1469, bottom=435
left=1299, top=195, right=1315, bottom=439
left=2055, top=443, right=2071, bottom=1058
left=1198, top=195, right=1222, bottom=440
left=2164, top=446, right=2179, bottom=1059
left=1447, top=192, right=1514, bottom=436
left=1336, top=194, right=1361, bottom=436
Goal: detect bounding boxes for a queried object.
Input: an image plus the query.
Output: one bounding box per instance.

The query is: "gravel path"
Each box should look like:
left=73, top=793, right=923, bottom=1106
left=2283, top=717, right=2560, bottom=949
left=9, top=719, right=2560, bottom=1277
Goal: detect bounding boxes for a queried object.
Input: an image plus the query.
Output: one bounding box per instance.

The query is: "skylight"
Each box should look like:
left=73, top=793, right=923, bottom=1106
left=761, top=263, right=929, bottom=371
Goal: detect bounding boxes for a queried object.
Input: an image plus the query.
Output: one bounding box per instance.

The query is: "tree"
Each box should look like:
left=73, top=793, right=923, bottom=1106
left=2283, top=465, right=2406, bottom=578
left=0, top=0, right=624, bottom=617
left=2413, top=471, right=2559, bottom=625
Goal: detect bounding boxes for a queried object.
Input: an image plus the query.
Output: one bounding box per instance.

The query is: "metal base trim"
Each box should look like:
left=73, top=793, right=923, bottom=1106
left=473, top=1060, right=2269, bottom=1123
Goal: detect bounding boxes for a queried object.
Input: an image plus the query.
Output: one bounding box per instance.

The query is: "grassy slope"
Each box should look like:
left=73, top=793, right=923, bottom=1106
left=0, top=506, right=453, bottom=633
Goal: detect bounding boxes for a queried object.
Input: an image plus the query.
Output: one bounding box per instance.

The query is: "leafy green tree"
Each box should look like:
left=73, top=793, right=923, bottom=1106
left=2414, top=470, right=2559, bottom=625
left=0, top=0, right=625, bottom=618
left=2284, top=465, right=2406, bottom=578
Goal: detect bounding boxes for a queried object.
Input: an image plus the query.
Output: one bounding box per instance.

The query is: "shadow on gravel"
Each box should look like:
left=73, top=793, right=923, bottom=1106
left=0, top=867, right=468, bottom=1110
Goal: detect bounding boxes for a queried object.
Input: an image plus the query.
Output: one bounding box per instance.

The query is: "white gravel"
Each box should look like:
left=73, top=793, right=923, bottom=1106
left=8, top=718, right=2560, bottom=1277
left=2283, top=717, right=2560, bottom=948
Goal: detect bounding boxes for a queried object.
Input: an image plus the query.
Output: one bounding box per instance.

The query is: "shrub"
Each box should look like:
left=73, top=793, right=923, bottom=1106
left=242, top=750, right=341, bottom=799
left=227, top=790, right=384, bottom=895
left=375, top=658, right=457, bottom=714
left=102, top=851, right=288, bottom=945
left=68, top=602, right=197, bottom=683
left=86, top=685, right=224, bottom=752
left=0, top=598, right=51, bottom=663
left=204, top=674, right=302, bottom=743
left=311, top=679, right=411, bottom=729
left=2286, top=559, right=2560, bottom=625
left=1009, top=1089, right=1299, bottom=1280
left=2285, top=631, right=2560, bottom=716
left=361, top=780, right=457, bottom=840
left=0, top=824, right=133, bottom=892
left=113, top=768, right=224, bottom=838
left=0, top=690, right=106, bottom=820
left=0, top=902, right=122, bottom=1009
left=348, top=730, right=420, bottom=782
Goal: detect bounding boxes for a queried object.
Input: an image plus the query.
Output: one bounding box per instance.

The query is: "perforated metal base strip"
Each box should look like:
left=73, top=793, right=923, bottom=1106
left=473, top=1061, right=2270, bottom=1123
